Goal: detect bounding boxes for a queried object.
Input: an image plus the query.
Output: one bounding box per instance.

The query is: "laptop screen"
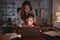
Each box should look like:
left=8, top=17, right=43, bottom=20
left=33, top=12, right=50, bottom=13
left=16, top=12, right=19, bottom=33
left=21, top=26, right=41, bottom=37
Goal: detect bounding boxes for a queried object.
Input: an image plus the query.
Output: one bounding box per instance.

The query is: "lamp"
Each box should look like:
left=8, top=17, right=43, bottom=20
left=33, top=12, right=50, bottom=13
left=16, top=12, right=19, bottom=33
left=56, top=12, right=60, bottom=16
left=55, top=12, right=60, bottom=22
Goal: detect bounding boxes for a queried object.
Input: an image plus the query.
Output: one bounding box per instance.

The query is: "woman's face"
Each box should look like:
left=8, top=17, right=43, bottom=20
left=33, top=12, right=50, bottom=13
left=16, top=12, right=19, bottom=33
left=25, top=5, right=30, bottom=13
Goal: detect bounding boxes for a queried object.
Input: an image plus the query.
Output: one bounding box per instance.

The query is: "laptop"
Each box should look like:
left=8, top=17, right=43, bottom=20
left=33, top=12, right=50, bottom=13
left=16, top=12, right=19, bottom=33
left=21, top=26, right=41, bottom=37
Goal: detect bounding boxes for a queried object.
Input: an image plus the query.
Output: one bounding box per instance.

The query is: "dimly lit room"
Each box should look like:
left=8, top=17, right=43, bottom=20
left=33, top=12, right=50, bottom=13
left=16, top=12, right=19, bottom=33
left=0, top=0, right=60, bottom=40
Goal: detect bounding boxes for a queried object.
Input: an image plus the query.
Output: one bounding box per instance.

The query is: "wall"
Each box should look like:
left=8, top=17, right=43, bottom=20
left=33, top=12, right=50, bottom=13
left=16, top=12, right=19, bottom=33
left=13, top=0, right=39, bottom=9
left=53, top=0, right=60, bottom=28
left=40, top=0, right=49, bottom=20
left=39, top=0, right=50, bottom=25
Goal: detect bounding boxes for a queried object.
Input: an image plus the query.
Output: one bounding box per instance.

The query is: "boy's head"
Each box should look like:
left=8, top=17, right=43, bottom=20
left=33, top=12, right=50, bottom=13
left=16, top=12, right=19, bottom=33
left=26, top=14, right=34, bottom=25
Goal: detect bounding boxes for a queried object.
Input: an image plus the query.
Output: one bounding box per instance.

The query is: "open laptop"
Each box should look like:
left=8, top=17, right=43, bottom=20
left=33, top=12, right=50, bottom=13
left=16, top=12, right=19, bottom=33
left=21, top=26, right=41, bottom=37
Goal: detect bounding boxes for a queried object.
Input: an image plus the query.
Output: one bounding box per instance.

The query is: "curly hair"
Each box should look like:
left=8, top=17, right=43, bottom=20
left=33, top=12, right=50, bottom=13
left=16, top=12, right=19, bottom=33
left=21, top=1, right=32, bottom=14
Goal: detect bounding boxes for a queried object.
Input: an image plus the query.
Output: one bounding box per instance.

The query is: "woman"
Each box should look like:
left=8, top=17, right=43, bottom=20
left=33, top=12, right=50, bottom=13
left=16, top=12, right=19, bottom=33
left=16, top=1, right=36, bottom=25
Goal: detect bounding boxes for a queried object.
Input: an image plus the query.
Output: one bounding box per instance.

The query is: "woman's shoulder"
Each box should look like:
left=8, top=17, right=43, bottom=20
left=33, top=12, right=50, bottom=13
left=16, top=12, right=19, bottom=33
left=31, top=9, right=35, bottom=11
left=30, top=9, right=35, bottom=13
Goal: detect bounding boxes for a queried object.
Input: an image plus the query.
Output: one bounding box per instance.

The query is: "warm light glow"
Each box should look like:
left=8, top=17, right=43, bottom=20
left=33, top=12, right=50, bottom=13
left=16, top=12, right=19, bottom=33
left=55, top=20, right=60, bottom=22
left=56, top=12, right=60, bottom=16
left=55, top=12, right=60, bottom=22
left=56, top=17, right=60, bottom=19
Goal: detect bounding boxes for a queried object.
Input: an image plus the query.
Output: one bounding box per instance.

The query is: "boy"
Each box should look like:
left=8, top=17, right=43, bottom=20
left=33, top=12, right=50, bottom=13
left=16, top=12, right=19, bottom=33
left=23, top=14, right=37, bottom=26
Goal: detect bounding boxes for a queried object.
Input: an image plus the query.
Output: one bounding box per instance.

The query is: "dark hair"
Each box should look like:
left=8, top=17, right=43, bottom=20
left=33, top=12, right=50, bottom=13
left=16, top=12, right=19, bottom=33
left=26, top=14, right=34, bottom=19
left=21, top=1, right=32, bottom=14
